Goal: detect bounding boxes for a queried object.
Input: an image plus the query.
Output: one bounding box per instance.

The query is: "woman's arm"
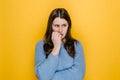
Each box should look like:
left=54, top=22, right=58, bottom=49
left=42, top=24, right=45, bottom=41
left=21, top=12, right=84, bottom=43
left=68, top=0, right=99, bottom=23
left=35, top=40, right=59, bottom=80
left=52, top=41, right=86, bottom=80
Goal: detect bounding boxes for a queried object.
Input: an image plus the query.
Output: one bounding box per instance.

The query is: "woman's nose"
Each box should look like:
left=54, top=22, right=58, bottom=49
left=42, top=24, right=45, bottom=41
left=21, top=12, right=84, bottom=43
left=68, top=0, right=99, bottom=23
left=58, top=27, right=62, bottom=33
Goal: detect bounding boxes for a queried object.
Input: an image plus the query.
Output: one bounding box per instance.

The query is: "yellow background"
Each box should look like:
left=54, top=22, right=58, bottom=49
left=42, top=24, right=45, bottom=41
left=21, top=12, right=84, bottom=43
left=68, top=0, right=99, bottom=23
left=1, top=0, right=120, bottom=80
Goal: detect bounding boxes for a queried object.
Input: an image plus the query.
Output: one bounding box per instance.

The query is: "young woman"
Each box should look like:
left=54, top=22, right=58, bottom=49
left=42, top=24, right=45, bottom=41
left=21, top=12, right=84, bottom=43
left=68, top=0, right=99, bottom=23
left=35, top=8, right=85, bottom=80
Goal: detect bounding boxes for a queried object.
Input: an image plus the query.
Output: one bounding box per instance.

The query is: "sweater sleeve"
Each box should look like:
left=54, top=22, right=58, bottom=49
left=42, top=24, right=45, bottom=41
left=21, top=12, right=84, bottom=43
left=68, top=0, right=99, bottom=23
left=52, top=41, right=86, bottom=80
left=34, top=40, right=59, bottom=80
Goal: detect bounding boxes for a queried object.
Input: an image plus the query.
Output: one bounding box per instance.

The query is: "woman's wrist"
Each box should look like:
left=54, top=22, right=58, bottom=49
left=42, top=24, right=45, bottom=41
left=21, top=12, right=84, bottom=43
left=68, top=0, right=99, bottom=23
left=51, top=46, right=61, bottom=56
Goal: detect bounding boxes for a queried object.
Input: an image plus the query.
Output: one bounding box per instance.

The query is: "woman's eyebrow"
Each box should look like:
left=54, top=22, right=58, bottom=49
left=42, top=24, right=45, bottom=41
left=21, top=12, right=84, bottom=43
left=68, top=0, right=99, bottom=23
left=53, top=24, right=60, bottom=25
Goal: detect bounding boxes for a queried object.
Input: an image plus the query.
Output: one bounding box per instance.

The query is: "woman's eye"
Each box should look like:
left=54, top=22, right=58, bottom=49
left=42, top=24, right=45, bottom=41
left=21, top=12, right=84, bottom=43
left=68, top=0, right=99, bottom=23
left=55, top=25, right=59, bottom=27
left=63, top=24, right=66, bottom=27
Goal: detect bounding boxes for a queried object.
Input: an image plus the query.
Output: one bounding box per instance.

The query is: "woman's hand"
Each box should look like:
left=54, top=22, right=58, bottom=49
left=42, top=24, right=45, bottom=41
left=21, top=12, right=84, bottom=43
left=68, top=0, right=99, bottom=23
left=51, top=32, right=62, bottom=56
left=51, top=32, right=62, bottom=48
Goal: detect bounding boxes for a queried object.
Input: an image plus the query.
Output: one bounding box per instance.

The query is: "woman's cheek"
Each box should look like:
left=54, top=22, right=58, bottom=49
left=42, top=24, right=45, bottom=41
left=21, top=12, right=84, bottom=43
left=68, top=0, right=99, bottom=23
left=53, top=29, right=58, bottom=32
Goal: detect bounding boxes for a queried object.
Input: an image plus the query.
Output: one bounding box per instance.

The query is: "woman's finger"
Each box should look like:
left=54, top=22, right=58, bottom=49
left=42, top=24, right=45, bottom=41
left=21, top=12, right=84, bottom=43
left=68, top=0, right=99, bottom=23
left=51, top=32, right=54, bottom=40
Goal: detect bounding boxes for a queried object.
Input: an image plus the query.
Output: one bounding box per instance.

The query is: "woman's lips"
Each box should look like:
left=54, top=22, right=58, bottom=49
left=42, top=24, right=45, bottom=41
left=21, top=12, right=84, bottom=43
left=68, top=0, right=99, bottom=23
left=60, top=34, right=63, bottom=37
left=60, top=34, right=64, bottom=38
left=61, top=34, right=63, bottom=36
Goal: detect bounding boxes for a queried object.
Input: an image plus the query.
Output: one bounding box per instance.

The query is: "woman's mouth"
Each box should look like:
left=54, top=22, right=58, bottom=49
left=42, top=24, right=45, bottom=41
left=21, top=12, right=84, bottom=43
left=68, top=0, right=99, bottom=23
left=60, top=34, right=64, bottom=38
left=61, top=34, right=63, bottom=36
left=60, top=34, right=63, bottom=36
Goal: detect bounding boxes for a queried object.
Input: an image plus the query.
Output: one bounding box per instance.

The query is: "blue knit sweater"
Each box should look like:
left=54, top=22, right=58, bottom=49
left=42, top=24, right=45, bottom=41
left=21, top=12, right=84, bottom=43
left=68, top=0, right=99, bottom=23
left=35, top=40, right=85, bottom=80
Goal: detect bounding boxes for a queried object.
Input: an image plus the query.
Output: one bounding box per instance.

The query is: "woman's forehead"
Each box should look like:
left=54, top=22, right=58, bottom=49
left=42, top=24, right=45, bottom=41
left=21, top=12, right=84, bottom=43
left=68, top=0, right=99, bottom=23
left=53, top=17, right=68, bottom=24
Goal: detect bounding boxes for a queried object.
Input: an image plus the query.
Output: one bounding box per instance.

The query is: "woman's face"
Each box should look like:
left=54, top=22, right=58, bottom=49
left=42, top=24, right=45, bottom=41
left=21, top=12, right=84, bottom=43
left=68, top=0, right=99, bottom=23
left=52, top=17, right=69, bottom=39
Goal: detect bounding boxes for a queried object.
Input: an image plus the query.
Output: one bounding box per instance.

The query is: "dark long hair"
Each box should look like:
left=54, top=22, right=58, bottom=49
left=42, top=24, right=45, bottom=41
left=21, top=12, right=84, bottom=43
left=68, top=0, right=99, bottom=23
left=44, top=8, right=77, bottom=58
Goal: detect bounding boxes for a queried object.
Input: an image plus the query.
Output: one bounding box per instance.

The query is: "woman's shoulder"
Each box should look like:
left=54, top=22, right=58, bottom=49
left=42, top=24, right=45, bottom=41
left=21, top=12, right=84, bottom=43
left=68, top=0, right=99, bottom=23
left=74, top=39, right=81, bottom=44
left=36, top=40, right=45, bottom=46
left=74, top=39, right=83, bottom=48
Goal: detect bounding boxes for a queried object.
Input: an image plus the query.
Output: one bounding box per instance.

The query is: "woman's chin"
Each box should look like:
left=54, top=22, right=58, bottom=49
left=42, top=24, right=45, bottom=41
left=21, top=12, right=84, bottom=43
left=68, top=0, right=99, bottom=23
left=62, top=38, right=66, bottom=43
